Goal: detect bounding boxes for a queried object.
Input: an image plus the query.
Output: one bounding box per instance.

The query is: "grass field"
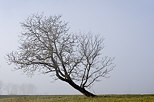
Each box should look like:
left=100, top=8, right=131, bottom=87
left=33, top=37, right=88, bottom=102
left=0, top=95, right=154, bottom=102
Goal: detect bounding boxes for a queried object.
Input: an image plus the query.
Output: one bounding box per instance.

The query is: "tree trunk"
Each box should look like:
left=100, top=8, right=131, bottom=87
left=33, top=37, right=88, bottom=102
left=67, top=80, right=96, bottom=97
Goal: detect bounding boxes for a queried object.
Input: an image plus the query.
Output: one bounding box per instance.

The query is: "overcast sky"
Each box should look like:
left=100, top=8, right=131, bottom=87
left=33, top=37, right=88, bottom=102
left=0, top=0, right=154, bottom=95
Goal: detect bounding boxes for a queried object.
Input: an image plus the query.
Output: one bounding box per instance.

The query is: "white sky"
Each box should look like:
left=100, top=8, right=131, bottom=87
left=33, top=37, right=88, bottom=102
left=0, top=0, right=154, bottom=95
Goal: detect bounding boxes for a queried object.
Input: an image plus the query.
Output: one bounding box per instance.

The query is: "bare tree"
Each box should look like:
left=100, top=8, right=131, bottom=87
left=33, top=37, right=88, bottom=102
left=19, top=83, right=36, bottom=95
left=4, top=83, right=13, bottom=95
left=7, top=14, right=114, bottom=97
left=0, top=81, right=3, bottom=95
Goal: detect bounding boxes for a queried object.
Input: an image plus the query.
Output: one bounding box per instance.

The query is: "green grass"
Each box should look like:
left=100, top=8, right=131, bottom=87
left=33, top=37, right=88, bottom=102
left=0, top=95, right=154, bottom=102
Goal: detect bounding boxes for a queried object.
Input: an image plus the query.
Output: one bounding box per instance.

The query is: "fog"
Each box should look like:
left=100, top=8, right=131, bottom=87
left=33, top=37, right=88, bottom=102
left=0, top=0, right=154, bottom=95
left=0, top=81, right=36, bottom=95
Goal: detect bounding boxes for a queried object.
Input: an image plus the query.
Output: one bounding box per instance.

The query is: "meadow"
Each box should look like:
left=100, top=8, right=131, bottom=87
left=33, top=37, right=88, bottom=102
left=0, top=95, right=154, bottom=102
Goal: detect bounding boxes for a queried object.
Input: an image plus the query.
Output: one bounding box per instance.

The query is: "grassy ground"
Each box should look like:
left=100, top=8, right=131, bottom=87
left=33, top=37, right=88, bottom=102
left=0, top=95, right=154, bottom=102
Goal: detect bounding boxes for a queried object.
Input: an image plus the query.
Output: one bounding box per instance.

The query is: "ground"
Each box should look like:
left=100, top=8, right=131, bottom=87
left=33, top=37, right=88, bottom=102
left=0, top=95, right=154, bottom=102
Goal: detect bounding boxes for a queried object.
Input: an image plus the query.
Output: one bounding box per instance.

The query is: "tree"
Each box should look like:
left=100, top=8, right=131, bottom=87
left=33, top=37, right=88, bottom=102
left=7, top=14, right=114, bottom=97
left=0, top=81, right=3, bottom=95
left=19, top=83, right=36, bottom=95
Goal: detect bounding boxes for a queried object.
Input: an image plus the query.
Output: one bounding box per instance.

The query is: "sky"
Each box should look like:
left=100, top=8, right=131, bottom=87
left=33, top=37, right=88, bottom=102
left=0, top=0, right=154, bottom=95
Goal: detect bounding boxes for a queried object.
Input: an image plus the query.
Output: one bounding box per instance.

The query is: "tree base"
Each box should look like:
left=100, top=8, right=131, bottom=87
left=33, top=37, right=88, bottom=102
left=67, top=80, right=96, bottom=97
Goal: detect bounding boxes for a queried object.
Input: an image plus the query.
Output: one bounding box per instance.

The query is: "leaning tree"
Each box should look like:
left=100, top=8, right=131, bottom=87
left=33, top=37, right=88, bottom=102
left=7, top=14, right=114, bottom=97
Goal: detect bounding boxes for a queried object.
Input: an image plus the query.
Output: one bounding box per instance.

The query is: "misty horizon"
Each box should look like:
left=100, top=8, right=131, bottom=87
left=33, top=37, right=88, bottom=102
left=0, top=0, right=154, bottom=95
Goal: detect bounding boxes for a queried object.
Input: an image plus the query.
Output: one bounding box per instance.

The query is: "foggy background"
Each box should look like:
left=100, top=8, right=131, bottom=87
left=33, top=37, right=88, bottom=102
left=0, top=0, right=154, bottom=95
